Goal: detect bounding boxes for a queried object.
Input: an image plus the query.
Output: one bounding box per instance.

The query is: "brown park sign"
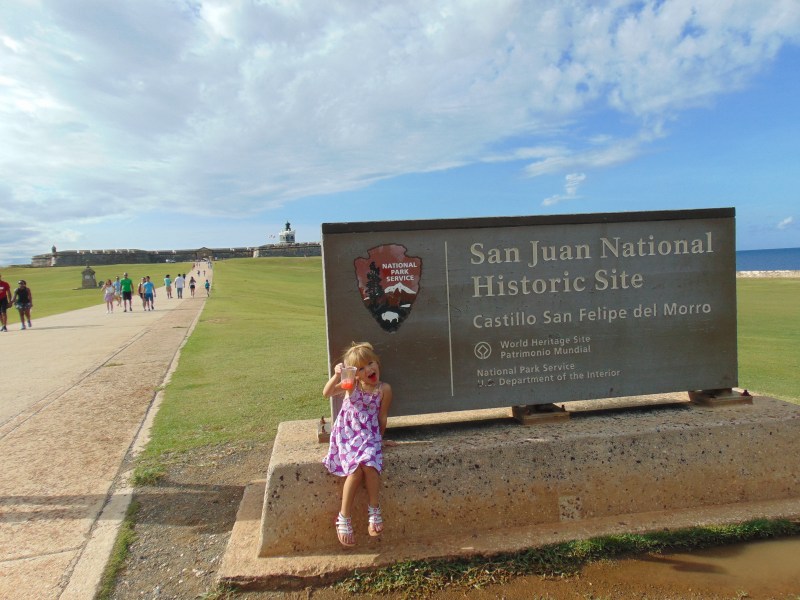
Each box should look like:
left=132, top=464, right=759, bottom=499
left=322, top=208, right=737, bottom=417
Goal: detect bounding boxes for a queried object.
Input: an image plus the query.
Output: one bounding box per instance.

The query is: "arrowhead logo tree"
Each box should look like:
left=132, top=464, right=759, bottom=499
left=354, top=244, right=422, bottom=333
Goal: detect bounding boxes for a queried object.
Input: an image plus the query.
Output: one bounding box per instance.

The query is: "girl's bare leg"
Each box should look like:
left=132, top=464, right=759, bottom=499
left=363, top=466, right=383, bottom=534
left=337, top=468, right=364, bottom=546
left=363, top=466, right=380, bottom=507
left=340, top=467, right=363, bottom=516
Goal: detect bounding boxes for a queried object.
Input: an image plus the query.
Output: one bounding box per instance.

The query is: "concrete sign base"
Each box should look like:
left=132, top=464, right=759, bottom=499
left=689, top=388, right=754, bottom=407
left=511, top=402, right=570, bottom=424
left=219, top=394, right=800, bottom=590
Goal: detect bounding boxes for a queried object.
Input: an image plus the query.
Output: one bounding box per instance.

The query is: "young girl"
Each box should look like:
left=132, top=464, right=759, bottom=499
left=323, top=342, right=393, bottom=548
left=102, top=279, right=115, bottom=313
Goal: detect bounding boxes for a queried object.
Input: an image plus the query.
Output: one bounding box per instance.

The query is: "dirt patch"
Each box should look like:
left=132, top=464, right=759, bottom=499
left=110, top=443, right=796, bottom=600
left=109, top=443, right=273, bottom=600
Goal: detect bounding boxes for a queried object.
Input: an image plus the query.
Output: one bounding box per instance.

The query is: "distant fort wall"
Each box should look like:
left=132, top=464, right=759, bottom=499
left=31, top=242, right=321, bottom=267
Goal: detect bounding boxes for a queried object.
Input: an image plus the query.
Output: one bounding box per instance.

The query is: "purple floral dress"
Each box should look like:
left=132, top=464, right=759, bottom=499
left=324, top=383, right=383, bottom=476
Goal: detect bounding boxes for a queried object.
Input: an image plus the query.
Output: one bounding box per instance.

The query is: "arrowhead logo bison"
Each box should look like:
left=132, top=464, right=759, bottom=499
left=354, top=244, right=422, bottom=333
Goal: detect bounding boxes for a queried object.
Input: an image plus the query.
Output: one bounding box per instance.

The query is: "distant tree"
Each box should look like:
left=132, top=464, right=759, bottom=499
left=365, top=261, right=384, bottom=302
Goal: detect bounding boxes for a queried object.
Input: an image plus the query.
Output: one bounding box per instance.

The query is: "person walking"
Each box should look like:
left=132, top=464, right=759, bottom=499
left=138, top=277, right=147, bottom=310
left=143, top=276, right=156, bottom=310
left=189, top=276, right=196, bottom=297
left=102, top=279, right=116, bottom=313
left=174, top=273, right=185, bottom=299
left=0, top=272, right=12, bottom=332
left=120, top=272, right=134, bottom=312
left=11, top=280, right=33, bottom=330
left=164, top=274, right=173, bottom=299
left=113, top=276, right=122, bottom=307
left=204, top=279, right=210, bottom=296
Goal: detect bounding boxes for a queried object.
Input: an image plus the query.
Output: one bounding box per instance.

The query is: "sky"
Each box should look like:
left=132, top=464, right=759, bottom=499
left=2, top=0, right=800, bottom=266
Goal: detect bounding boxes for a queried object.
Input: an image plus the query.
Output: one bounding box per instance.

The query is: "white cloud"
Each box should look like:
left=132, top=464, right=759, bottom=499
left=542, top=172, right=586, bottom=207
left=564, top=173, right=587, bottom=196
left=526, top=136, right=649, bottom=178
left=777, top=216, right=794, bottom=229
left=1, top=0, right=800, bottom=262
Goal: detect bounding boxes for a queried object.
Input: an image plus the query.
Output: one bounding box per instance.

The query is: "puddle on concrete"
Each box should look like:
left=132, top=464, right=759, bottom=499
left=428, top=537, right=800, bottom=599
left=577, top=537, right=800, bottom=598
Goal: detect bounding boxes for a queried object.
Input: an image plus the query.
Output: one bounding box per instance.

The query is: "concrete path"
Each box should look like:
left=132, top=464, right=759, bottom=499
left=0, top=272, right=211, bottom=599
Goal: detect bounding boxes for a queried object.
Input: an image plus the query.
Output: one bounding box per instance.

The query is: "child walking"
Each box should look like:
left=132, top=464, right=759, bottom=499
left=102, top=279, right=116, bottom=313
left=323, top=342, right=393, bottom=548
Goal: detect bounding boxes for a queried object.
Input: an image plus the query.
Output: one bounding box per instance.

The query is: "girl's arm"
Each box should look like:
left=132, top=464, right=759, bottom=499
left=378, top=383, right=393, bottom=436
left=322, top=362, right=344, bottom=397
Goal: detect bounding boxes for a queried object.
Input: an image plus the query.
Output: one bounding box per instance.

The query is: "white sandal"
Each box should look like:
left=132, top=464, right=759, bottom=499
left=368, top=505, right=383, bottom=537
left=335, top=513, right=355, bottom=547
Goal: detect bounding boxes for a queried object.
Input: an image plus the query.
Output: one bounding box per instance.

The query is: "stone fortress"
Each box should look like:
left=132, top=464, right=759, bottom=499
left=30, top=222, right=320, bottom=267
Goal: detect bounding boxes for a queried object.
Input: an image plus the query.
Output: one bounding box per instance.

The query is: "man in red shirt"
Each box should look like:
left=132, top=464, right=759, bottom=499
left=0, top=273, right=11, bottom=332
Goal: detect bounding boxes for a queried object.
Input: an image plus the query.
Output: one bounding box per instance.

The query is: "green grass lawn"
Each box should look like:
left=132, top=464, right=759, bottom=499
left=737, top=278, right=800, bottom=402
left=0, top=262, right=194, bottom=324
left=140, top=258, right=328, bottom=463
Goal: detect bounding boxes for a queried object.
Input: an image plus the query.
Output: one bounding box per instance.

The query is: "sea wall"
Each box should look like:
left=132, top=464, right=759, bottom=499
left=30, top=243, right=321, bottom=267
left=736, top=270, right=800, bottom=278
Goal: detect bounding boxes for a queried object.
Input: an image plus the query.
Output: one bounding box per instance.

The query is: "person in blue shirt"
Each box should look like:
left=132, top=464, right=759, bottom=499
left=143, top=276, right=156, bottom=311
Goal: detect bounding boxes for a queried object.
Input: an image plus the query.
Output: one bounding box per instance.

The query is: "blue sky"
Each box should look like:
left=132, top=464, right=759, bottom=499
left=2, top=1, right=799, bottom=265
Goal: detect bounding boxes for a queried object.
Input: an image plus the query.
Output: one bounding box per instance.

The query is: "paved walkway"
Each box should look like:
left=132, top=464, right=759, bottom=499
left=0, top=273, right=211, bottom=599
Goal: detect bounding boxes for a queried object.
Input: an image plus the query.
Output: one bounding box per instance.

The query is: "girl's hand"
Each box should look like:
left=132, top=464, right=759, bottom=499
left=323, top=364, right=346, bottom=397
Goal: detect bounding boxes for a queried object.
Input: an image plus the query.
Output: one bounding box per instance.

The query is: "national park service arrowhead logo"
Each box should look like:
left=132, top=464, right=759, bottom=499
left=354, top=244, right=422, bottom=333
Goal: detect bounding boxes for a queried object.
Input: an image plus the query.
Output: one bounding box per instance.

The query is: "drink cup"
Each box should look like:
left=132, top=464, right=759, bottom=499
left=340, top=366, right=357, bottom=391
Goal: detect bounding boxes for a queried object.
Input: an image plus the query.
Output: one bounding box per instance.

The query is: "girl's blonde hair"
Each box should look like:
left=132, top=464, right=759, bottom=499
left=342, top=341, right=380, bottom=368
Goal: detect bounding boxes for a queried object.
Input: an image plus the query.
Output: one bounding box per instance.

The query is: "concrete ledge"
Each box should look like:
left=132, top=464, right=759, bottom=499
left=219, top=484, right=800, bottom=590
left=219, top=394, right=800, bottom=589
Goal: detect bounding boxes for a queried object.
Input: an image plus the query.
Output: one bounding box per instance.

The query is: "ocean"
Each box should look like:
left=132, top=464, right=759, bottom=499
left=736, top=247, right=800, bottom=271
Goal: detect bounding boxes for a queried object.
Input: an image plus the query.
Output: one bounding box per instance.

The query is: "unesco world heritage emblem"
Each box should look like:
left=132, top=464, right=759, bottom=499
left=354, top=244, right=422, bottom=332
